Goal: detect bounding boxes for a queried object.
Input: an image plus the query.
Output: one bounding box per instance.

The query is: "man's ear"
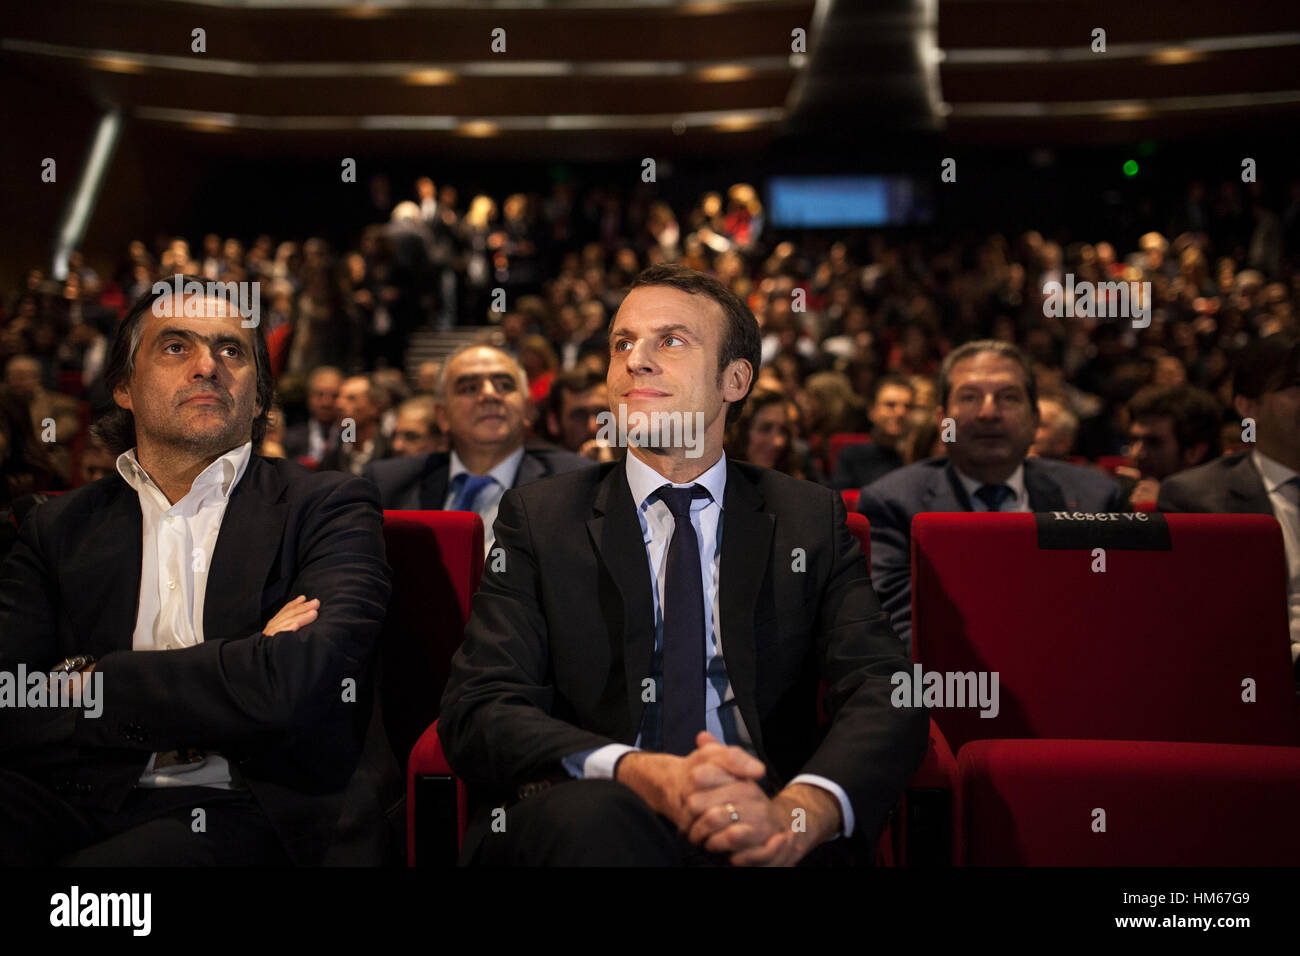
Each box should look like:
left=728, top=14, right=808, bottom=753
left=113, top=382, right=133, bottom=413
left=722, top=359, right=754, bottom=405
left=434, top=402, right=450, bottom=435
left=1234, top=395, right=1255, bottom=422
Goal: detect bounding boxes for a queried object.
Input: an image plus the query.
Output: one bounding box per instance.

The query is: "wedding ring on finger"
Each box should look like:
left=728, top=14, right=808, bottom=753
left=726, top=803, right=740, bottom=824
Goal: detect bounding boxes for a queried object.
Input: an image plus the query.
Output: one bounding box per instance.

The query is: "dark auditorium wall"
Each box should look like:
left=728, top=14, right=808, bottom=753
left=0, top=64, right=102, bottom=291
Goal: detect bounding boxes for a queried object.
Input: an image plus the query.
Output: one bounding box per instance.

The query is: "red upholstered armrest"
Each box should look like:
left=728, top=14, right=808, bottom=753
left=408, top=720, right=452, bottom=777
left=909, top=718, right=957, bottom=790
left=406, top=720, right=467, bottom=866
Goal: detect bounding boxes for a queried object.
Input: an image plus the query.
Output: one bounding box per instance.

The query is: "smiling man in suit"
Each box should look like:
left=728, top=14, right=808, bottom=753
left=859, top=340, right=1123, bottom=653
left=0, top=277, right=392, bottom=866
left=363, top=344, right=589, bottom=554
left=439, top=264, right=927, bottom=867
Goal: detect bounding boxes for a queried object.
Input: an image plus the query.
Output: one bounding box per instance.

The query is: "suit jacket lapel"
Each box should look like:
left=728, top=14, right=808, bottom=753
left=514, top=450, right=546, bottom=487
left=85, top=480, right=144, bottom=659
left=935, top=461, right=974, bottom=512
left=718, top=462, right=775, bottom=760
left=1228, top=454, right=1275, bottom=515
left=586, top=462, right=656, bottom=743
left=204, top=455, right=289, bottom=642
left=1023, top=460, right=1070, bottom=511
left=417, top=454, right=451, bottom=510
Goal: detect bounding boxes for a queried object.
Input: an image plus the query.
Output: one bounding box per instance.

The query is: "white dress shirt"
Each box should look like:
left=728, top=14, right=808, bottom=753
left=1252, top=450, right=1300, bottom=664
left=444, top=446, right=525, bottom=557
left=116, top=441, right=252, bottom=788
left=954, top=462, right=1031, bottom=512
left=562, top=451, right=856, bottom=838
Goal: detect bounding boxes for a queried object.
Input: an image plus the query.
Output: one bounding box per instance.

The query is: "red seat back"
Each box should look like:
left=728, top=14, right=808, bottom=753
left=827, top=432, right=871, bottom=474
left=911, top=513, right=1297, bottom=752
left=1095, top=455, right=1129, bottom=474
left=381, top=510, right=484, bottom=769
left=846, top=510, right=870, bottom=568
left=840, top=488, right=860, bottom=512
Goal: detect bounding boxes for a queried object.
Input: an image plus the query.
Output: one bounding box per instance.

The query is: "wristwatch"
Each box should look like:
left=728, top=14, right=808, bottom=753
left=50, top=655, right=96, bottom=674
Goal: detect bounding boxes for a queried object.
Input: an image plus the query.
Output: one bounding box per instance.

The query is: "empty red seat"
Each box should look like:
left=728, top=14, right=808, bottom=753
left=958, top=738, right=1300, bottom=865
left=910, top=512, right=1298, bottom=865
left=912, top=513, right=1295, bottom=751
left=381, top=511, right=483, bottom=866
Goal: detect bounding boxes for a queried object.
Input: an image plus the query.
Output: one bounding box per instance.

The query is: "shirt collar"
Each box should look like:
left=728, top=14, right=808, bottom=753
left=448, top=445, right=526, bottom=489
left=1253, top=449, right=1299, bottom=494
left=117, top=441, right=253, bottom=504
left=953, top=461, right=1027, bottom=507
left=624, top=449, right=728, bottom=512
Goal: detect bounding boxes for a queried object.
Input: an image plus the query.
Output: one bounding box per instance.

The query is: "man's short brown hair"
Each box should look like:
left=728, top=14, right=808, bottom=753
left=626, top=264, right=761, bottom=424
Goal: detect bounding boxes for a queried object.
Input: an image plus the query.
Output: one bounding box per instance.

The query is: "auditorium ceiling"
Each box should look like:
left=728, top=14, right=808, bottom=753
left=2, top=0, right=1298, bottom=157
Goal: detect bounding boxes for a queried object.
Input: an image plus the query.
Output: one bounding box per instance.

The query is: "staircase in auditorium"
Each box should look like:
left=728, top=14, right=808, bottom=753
left=403, top=326, right=494, bottom=384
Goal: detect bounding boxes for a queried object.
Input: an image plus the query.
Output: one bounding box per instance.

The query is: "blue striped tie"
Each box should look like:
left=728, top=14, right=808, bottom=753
left=974, top=483, right=1014, bottom=512
left=450, top=473, right=495, bottom=512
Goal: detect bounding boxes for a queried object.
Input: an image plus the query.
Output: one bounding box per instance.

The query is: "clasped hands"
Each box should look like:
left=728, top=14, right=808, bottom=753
left=615, top=731, right=840, bottom=866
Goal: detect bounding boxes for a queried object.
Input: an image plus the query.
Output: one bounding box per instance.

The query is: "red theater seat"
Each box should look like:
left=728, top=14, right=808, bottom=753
left=957, top=739, right=1300, bottom=866
left=827, top=432, right=871, bottom=474
left=1095, top=455, right=1130, bottom=474
left=380, top=510, right=483, bottom=866
left=910, top=512, right=1298, bottom=865
left=841, top=488, right=860, bottom=512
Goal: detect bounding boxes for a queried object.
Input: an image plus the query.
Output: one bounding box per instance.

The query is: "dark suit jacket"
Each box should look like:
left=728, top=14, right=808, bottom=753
left=283, top=420, right=336, bottom=461
left=438, top=458, right=929, bottom=858
left=0, top=455, right=395, bottom=865
left=362, top=442, right=592, bottom=510
left=318, top=431, right=393, bottom=475
left=858, top=457, right=1124, bottom=652
left=830, top=441, right=903, bottom=491
left=1157, top=452, right=1274, bottom=516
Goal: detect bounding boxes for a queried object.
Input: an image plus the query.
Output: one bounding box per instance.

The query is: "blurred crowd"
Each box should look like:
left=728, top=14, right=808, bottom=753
left=3, top=172, right=1299, bottom=517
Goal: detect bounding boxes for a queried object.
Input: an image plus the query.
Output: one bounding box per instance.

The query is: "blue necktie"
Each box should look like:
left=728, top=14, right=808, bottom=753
left=450, top=473, right=496, bottom=512
left=656, top=484, right=711, bottom=757
left=974, top=483, right=1014, bottom=512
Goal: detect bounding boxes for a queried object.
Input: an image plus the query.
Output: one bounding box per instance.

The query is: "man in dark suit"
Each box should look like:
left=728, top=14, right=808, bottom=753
left=830, top=375, right=914, bottom=490
left=860, top=340, right=1123, bottom=652
left=363, top=345, right=589, bottom=554
left=318, top=374, right=393, bottom=475
left=0, top=279, right=393, bottom=865
left=1159, top=334, right=1300, bottom=671
left=439, top=264, right=927, bottom=866
left=282, top=364, right=342, bottom=463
